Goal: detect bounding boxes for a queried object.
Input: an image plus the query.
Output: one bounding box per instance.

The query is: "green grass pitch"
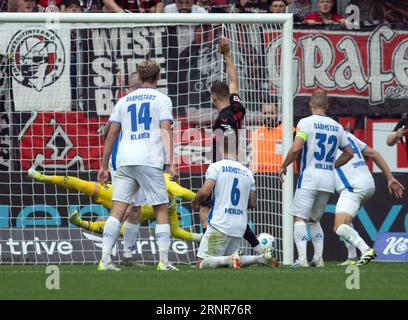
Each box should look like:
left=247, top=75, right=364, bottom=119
left=0, top=262, right=407, bottom=300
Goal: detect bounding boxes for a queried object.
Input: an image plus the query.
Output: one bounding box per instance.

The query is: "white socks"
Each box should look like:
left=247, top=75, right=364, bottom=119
left=156, top=224, right=171, bottom=265
left=294, top=221, right=308, bottom=262
left=123, top=222, right=140, bottom=258
left=240, top=255, right=264, bottom=266
left=336, top=224, right=369, bottom=254
left=254, top=244, right=264, bottom=254
left=309, top=222, right=324, bottom=261
left=344, top=223, right=357, bottom=259
left=102, top=216, right=121, bottom=264
left=199, top=255, right=265, bottom=269
left=199, top=256, right=230, bottom=268
left=344, top=238, right=358, bottom=259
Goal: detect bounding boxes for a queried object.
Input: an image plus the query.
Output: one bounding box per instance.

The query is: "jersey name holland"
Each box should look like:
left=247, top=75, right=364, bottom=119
left=108, top=87, right=173, bottom=168
left=335, top=132, right=375, bottom=193
left=206, top=159, right=256, bottom=238
left=297, top=114, right=349, bottom=192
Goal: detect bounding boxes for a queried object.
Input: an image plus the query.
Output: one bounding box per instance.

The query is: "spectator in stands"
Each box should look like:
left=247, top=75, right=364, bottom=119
left=251, top=103, right=297, bottom=174
left=8, top=0, right=36, bottom=11
left=347, top=0, right=384, bottom=23
left=0, top=0, right=7, bottom=11
left=197, top=0, right=230, bottom=13
left=383, top=0, right=408, bottom=23
left=37, top=0, right=61, bottom=11
left=61, top=0, right=83, bottom=11
left=386, top=113, right=408, bottom=157
left=164, top=0, right=207, bottom=13
left=304, top=0, right=346, bottom=26
left=287, top=0, right=313, bottom=21
left=269, top=0, right=286, bottom=13
left=233, top=0, right=270, bottom=13
left=103, top=0, right=164, bottom=12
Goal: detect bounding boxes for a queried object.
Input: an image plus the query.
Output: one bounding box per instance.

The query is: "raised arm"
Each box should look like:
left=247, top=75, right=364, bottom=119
left=218, top=38, right=239, bottom=95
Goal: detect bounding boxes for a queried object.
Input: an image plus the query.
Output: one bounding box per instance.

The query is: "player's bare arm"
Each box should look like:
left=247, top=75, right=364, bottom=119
left=161, top=120, right=179, bottom=182
left=192, top=180, right=215, bottom=210
left=103, top=121, right=112, bottom=140
left=386, top=128, right=406, bottom=146
left=248, top=191, right=257, bottom=209
left=218, top=38, right=239, bottom=94
left=334, top=144, right=354, bottom=168
left=362, top=146, right=405, bottom=199
left=98, top=122, right=121, bottom=185
left=278, top=137, right=305, bottom=183
left=103, top=0, right=125, bottom=12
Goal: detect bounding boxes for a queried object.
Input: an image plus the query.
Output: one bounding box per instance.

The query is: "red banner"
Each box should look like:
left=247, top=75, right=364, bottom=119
left=19, top=112, right=106, bottom=171
left=265, top=25, right=408, bottom=106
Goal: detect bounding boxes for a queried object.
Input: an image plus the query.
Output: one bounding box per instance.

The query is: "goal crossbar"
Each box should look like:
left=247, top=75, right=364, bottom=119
left=0, top=13, right=293, bottom=24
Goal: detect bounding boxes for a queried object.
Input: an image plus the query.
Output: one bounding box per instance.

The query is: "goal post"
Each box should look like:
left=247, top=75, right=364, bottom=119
left=0, top=13, right=294, bottom=265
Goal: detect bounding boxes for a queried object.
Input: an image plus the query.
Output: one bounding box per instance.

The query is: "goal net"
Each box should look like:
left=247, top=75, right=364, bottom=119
left=0, top=13, right=293, bottom=265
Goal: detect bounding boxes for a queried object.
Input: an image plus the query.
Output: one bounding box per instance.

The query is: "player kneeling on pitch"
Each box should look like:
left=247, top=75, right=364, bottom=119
left=192, top=133, right=279, bottom=269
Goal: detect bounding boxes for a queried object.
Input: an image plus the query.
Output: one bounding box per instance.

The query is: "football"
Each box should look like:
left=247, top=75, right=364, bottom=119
left=257, top=233, right=276, bottom=251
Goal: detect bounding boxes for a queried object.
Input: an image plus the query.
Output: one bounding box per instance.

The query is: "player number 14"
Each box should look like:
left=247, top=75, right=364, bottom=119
left=127, top=102, right=152, bottom=132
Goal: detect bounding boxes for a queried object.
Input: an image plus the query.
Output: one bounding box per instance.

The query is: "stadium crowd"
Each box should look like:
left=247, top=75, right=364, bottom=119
left=2, top=0, right=408, bottom=25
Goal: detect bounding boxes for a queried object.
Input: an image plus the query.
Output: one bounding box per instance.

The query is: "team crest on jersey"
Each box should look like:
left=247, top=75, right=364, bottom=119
left=7, top=28, right=65, bottom=92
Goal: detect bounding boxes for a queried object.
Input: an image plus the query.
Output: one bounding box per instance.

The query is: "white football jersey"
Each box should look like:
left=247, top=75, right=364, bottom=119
left=335, top=132, right=375, bottom=193
left=205, top=159, right=256, bottom=238
left=296, top=114, right=350, bottom=192
left=108, top=87, right=173, bottom=169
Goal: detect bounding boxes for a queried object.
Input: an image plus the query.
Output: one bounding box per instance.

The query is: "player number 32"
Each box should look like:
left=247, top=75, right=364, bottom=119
left=314, top=133, right=338, bottom=162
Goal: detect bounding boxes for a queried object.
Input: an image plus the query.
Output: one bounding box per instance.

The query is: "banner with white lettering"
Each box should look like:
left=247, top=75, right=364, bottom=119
left=264, top=24, right=408, bottom=116
left=80, top=27, right=168, bottom=116
left=0, top=26, right=71, bottom=112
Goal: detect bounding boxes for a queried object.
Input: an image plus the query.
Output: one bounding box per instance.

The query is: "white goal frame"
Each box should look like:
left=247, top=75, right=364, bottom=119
left=0, top=12, right=294, bottom=265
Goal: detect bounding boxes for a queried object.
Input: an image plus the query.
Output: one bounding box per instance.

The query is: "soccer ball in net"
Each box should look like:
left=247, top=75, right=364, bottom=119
left=257, top=233, right=276, bottom=251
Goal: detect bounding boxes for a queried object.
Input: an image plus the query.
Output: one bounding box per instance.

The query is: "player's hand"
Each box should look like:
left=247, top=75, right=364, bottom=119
left=98, top=168, right=109, bottom=185
left=387, top=177, right=405, bottom=199
left=396, top=128, right=406, bottom=139
left=278, top=166, right=287, bottom=183
left=218, top=38, right=230, bottom=56
left=191, top=198, right=200, bottom=211
left=169, top=164, right=179, bottom=182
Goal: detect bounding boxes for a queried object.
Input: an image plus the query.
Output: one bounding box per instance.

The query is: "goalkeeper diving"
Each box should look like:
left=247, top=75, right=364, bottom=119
left=27, top=168, right=202, bottom=244
left=27, top=70, right=201, bottom=249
